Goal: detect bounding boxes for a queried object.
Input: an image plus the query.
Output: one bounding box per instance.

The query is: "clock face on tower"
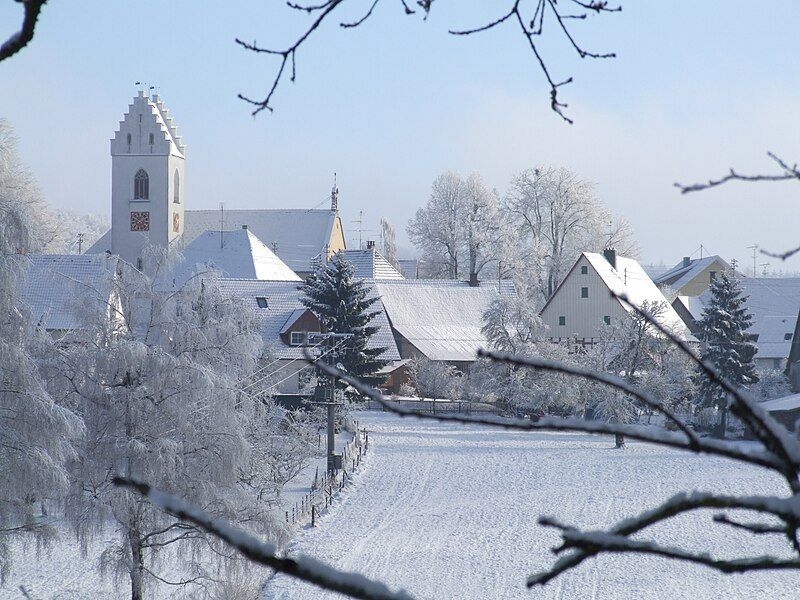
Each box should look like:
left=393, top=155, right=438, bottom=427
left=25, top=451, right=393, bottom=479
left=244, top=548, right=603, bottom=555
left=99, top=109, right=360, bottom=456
left=173, top=212, right=180, bottom=233
left=130, top=211, right=150, bottom=231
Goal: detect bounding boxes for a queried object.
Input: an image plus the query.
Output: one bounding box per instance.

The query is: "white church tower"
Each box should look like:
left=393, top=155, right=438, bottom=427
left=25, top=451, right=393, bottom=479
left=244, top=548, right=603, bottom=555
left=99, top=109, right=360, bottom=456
left=110, top=90, right=186, bottom=267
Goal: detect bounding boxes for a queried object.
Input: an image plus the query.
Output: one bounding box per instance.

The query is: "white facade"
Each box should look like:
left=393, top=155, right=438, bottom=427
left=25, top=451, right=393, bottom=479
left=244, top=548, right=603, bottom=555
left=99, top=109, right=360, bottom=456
left=110, top=91, right=186, bottom=267
left=540, top=251, right=689, bottom=342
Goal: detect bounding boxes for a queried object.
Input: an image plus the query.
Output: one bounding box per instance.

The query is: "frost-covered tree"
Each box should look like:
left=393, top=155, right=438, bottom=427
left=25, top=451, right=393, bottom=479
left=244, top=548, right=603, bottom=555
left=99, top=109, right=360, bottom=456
left=503, top=167, right=638, bottom=301
left=40, top=208, right=108, bottom=254
left=0, top=120, right=82, bottom=583
left=301, top=254, right=388, bottom=384
left=407, top=172, right=464, bottom=279
left=407, top=172, right=503, bottom=282
left=52, top=250, right=285, bottom=599
left=379, top=217, right=399, bottom=269
left=407, top=358, right=459, bottom=403
left=749, top=369, right=791, bottom=402
left=696, top=270, right=759, bottom=437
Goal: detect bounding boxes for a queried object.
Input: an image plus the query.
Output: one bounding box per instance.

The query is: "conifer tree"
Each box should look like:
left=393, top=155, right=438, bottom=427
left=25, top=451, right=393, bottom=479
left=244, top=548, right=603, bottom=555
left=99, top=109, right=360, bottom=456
left=697, top=268, right=758, bottom=437
left=301, top=254, right=388, bottom=385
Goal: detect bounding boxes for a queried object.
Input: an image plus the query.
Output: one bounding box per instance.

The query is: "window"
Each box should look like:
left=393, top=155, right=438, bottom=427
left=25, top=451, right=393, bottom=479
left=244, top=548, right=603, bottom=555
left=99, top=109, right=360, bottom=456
left=290, top=331, right=307, bottom=346
left=134, top=169, right=149, bottom=199
left=603, top=316, right=611, bottom=325
left=136, top=258, right=143, bottom=271
left=173, top=170, right=180, bottom=203
left=126, top=133, right=131, bottom=145
left=255, top=297, right=268, bottom=308
left=581, top=287, right=589, bottom=298
left=558, top=316, right=566, bottom=326
left=785, top=333, right=793, bottom=341
left=580, top=265, right=588, bottom=275
left=709, top=271, right=717, bottom=281
left=149, top=133, right=154, bottom=145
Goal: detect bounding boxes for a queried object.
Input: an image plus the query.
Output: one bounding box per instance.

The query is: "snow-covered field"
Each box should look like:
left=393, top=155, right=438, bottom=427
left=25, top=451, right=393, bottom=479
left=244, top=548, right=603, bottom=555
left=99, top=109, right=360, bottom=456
left=263, top=411, right=799, bottom=599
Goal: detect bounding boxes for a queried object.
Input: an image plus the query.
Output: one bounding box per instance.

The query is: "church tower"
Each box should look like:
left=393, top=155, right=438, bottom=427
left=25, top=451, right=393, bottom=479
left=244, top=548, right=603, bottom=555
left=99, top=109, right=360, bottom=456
left=110, top=90, right=186, bottom=268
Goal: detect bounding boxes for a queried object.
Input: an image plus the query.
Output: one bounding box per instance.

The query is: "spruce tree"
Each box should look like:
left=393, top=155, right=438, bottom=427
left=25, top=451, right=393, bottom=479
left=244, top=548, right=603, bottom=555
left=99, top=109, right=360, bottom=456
left=697, top=269, right=758, bottom=437
left=301, top=254, right=389, bottom=385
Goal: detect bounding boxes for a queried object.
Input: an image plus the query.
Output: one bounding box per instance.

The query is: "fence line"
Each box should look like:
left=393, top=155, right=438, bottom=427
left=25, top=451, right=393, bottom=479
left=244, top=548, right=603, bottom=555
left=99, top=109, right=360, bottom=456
left=286, top=420, right=370, bottom=528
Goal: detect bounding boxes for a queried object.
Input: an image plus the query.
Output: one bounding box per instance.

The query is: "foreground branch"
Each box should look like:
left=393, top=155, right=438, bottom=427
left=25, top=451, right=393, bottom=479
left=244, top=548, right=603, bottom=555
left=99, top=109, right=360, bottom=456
left=675, top=152, right=800, bottom=194
left=113, top=477, right=413, bottom=600
left=0, top=0, right=47, bottom=62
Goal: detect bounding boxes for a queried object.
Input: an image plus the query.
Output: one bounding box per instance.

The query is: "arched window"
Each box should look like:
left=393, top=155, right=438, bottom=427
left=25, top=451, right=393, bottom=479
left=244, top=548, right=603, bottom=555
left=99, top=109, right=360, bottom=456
left=134, top=169, right=149, bottom=200
left=126, top=133, right=131, bottom=145
left=149, top=133, right=154, bottom=145
left=173, top=169, right=180, bottom=204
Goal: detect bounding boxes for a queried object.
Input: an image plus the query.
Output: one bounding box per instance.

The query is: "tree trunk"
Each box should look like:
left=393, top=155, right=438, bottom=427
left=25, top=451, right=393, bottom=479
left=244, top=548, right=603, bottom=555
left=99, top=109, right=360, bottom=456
left=128, top=525, right=144, bottom=600
left=614, top=433, right=626, bottom=449
left=716, top=404, right=728, bottom=439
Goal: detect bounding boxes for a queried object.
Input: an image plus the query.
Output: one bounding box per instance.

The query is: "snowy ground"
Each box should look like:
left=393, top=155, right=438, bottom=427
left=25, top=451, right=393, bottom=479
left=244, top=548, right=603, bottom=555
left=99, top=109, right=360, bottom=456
left=263, top=411, right=800, bottom=599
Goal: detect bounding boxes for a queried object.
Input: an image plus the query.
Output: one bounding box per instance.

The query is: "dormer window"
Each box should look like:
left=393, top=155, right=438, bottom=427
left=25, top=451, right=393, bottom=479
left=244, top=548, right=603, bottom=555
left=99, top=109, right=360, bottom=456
left=134, top=169, right=149, bottom=199
left=290, top=332, right=307, bottom=346
left=256, top=297, right=268, bottom=308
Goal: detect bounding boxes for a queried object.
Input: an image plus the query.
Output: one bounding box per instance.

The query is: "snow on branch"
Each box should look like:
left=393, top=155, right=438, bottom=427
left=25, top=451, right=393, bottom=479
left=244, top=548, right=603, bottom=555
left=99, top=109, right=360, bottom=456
left=675, top=152, right=800, bottom=194
left=113, top=477, right=414, bottom=600
left=308, top=351, right=783, bottom=471
left=238, top=1, right=620, bottom=121
left=0, top=0, right=47, bottom=62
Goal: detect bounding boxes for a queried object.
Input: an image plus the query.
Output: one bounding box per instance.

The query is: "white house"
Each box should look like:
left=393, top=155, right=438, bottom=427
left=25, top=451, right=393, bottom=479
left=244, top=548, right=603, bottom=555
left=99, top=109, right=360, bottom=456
left=540, top=249, right=688, bottom=343
left=338, top=244, right=404, bottom=280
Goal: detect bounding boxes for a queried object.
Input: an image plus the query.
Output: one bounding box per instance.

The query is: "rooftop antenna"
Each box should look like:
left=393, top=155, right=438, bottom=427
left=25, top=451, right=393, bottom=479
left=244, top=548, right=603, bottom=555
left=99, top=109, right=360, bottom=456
left=77, top=232, right=84, bottom=254
left=761, top=262, right=770, bottom=277
left=352, top=210, right=364, bottom=249
left=220, top=202, right=225, bottom=249
left=747, top=244, right=758, bottom=277
left=331, top=173, right=339, bottom=212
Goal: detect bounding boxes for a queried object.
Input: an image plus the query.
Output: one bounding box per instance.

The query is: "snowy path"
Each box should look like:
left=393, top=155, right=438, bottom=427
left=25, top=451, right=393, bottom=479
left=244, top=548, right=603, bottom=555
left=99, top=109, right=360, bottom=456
left=263, top=411, right=799, bottom=599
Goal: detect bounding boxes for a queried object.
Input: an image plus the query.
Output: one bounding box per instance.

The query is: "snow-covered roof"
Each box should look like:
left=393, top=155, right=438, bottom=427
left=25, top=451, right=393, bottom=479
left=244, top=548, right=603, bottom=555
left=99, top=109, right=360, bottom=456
left=216, top=279, right=400, bottom=361
left=675, top=295, right=705, bottom=321
left=653, top=255, right=731, bottom=291
left=372, top=279, right=515, bottom=362
left=20, top=254, right=117, bottom=331
left=171, top=228, right=300, bottom=285
left=338, top=248, right=404, bottom=280
left=690, top=278, right=800, bottom=360
left=582, top=252, right=690, bottom=338
left=183, top=209, right=340, bottom=274
left=762, top=393, right=800, bottom=412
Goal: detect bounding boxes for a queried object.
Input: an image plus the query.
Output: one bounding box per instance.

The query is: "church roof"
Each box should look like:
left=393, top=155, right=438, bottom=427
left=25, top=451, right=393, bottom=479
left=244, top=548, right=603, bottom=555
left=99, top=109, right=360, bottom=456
left=20, top=254, right=118, bottom=331
left=338, top=248, right=404, bottom=280
left=170, top=228, right=301, bottom=285
left=183, top=209, right=340, bottom=274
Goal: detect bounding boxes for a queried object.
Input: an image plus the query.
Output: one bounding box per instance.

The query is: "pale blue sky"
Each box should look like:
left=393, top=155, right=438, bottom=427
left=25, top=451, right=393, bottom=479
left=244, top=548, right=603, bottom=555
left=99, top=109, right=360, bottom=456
left=1, top=1, right=799, bottom=270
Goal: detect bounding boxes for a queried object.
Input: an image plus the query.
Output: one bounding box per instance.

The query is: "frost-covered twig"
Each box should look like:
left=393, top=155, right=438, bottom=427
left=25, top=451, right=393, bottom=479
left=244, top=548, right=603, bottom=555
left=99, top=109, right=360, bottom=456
left=309, top=354, right=783, bottom=471
left=113, top=477, right=414, bottom=600
left=675, top=152, right=800, bottom=194
left=239, top=1, right=620, bottom=121
left=0, top=0, right=47, bottom=62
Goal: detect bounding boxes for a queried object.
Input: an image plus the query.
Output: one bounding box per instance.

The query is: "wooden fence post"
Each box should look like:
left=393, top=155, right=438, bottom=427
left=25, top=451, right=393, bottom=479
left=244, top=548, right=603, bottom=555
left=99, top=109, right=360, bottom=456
left=312, top=504, right=316, bottom=527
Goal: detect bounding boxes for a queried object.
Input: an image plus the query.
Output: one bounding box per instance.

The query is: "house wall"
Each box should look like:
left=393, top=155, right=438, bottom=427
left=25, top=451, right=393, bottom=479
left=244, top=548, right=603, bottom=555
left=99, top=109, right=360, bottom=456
left=540, top=255, right=630, bottom=341
left=261, top=359, right=314, bottom=394
left=676, top=259, right=728, bottom=296
left=329, top=216, right=347, bottom=256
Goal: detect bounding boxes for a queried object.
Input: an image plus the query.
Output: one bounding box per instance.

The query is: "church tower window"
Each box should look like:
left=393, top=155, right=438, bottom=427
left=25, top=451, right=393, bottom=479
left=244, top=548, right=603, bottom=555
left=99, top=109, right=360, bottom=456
left=134, top=169, right=149, bottom=199
left=173, top=170, right=180, bottom=203
left=149, top=133, right=154, bottom=145
left=126, top=133, right=131, bottom=146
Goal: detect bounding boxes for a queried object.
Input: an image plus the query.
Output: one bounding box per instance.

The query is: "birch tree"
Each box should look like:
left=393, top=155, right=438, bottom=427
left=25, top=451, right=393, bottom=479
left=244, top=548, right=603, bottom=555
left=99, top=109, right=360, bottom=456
left=0, top=120, right=83, bottom=583
left=52, top=251, right=286, bottom=599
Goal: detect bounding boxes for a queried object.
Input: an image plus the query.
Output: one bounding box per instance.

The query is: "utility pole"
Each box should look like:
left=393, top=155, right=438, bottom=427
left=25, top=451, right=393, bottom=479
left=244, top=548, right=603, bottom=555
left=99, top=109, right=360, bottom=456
left=352, top=210, right=363, bottom=249
left=77, top=232, right=84, bottom=254
left=747, top=245, right=758, bottom=277
left=308, top=332, right=352, bottom=474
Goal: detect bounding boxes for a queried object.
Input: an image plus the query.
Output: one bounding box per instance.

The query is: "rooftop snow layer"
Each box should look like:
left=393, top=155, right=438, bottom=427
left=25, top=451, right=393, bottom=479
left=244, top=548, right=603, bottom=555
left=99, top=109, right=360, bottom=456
left=171, top=228, right=301, bottom=284
left=216, top=279, right=400, bottom=361
left=762, top=393, right=800, bottom=412
left=583, top=252, right=691, bottom=338
left=653, top=255, right=731, bottom=291
left=372, top=279, right=515, bottom=361
left=339, top=248, right=404, bottom=280
left=20, top=254, right=117, bottom=331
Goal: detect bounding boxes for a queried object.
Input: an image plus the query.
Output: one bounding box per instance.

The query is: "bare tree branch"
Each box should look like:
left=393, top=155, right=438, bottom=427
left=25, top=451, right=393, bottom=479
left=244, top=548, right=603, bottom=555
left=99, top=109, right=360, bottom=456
left=113, top=477, right=414, bottom=600
left=675, top=151, right=800, bottom=194
left=0, top=0, right=47, bottom=62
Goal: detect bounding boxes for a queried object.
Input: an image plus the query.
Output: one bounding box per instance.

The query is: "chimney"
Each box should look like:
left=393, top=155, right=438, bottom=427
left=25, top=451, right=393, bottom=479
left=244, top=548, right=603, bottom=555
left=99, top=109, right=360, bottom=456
left=241, top=224, right=248, bottom=230
left=366, top=240, right=375, bottom=250
left=682, top=256, right=691, bottom=268
left=603, top=248, right=617, bottom=269
left=469, top=272, right=479, bottom=287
